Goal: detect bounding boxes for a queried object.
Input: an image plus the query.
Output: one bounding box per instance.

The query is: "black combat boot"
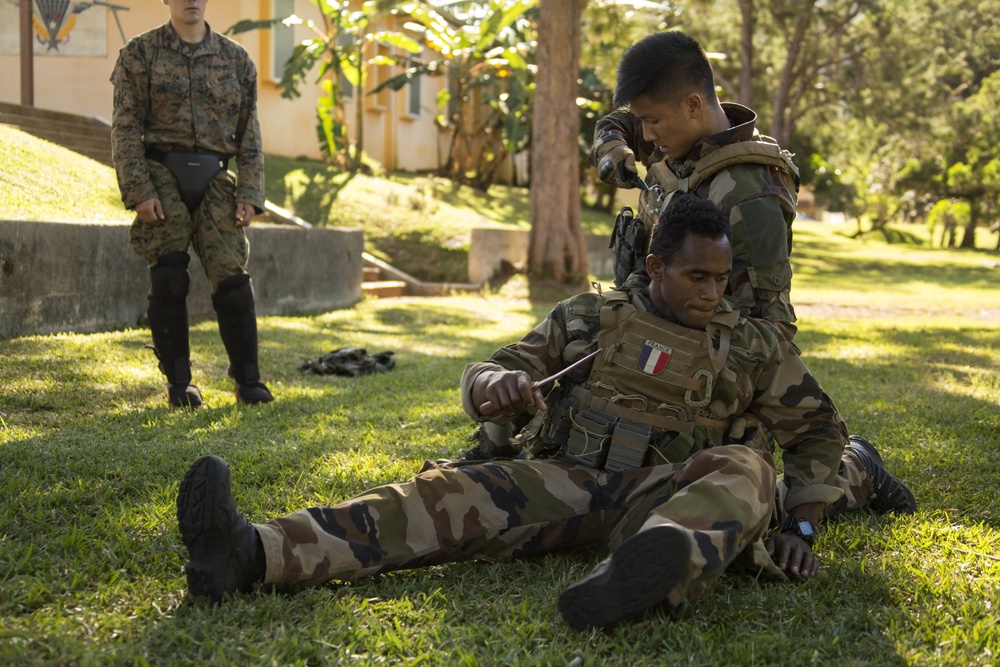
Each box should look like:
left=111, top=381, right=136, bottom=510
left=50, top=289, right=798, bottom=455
left=212, top=274, right=274, bottom=405
left=846, top=436, right=917, bottom=515
left=163, top=358, right=204, bottom=409
left=558, top=524, right=691, bottom=631
left=177, top=455, right=266, bottom=602
left=148, top=252, right=203, bottom=409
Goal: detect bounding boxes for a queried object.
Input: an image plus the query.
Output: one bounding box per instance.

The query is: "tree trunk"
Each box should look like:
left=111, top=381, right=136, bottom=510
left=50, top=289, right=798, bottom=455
left=960, top=199, right=979, bottom=249
left=528, top=0, right=588, bottom=285
left=738, top=0, right=754, bottom=107
left=769, top=1, right=815, bottom=147
left=352, top=40, right=365, bottom=172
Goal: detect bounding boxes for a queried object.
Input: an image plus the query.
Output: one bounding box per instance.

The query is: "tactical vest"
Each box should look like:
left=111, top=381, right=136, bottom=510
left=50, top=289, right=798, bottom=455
left=637, top=137, right=799, bottom=226
left=529, top=291, right=742, bottom=470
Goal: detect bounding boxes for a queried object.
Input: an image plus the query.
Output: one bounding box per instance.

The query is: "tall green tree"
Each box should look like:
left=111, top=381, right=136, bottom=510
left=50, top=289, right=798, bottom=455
left=828, top=0, right=1000, bottom=244
left=683, top=0, right=881, bottom=148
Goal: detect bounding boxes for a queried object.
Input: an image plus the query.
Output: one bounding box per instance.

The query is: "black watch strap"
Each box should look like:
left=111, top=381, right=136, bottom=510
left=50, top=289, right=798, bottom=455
left=780, top=515, right=817, bottom=546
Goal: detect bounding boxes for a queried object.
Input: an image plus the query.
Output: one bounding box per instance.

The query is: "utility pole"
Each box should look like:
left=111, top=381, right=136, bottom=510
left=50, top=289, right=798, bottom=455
left=20, top=0, right=34, bottom=106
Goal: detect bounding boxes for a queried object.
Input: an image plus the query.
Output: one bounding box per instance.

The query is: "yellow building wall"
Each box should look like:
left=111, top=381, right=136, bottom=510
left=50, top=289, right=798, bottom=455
left=0, top=0, right=446, bottom=170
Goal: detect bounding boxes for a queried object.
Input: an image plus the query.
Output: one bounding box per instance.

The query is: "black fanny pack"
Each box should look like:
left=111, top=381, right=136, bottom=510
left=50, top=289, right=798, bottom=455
left=145, top=146, right=229, bottom=212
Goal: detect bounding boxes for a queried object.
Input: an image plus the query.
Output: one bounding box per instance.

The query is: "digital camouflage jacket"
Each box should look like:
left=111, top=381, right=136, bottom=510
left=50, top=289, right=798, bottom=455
left=110, top=22, right=264, bottom=212
left=461, top=288, right=846, bottom=512
left=589, top=104, right=799, bottom=327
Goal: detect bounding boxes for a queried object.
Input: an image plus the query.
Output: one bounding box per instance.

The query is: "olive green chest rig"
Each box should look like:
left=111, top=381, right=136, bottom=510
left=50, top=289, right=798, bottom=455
left=531, top=291, right=743, bottom=470
left=638, top=138, right=799, bottom=226
left=611, top=139, right=799, bottom=288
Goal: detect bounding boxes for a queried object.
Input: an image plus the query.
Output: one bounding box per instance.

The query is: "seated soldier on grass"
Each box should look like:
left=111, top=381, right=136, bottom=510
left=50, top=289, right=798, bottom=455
left=177, top=194, right=908, bottom=630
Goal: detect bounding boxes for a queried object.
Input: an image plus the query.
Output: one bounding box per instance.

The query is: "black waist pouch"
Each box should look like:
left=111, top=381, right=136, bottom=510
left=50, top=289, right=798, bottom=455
left=145, top=147, right=228, bottom=212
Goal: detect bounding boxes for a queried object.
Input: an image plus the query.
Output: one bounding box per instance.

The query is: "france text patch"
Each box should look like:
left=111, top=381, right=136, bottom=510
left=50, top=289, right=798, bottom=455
left=637, top=340, right=672, bottom=375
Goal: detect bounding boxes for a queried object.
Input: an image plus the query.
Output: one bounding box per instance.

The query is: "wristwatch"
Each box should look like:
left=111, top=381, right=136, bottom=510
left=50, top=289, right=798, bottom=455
left=780, top=515, right=817, bottom=546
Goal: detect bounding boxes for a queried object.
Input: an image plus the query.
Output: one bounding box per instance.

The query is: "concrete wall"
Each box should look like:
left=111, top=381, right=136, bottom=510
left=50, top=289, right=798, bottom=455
left=468, top=228, right=613, bottom=284
left=0, top=220, right=363, bottom=339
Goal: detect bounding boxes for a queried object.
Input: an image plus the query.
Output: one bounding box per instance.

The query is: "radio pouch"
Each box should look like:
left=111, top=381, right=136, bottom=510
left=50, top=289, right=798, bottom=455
left=609, top=206, right=649, bottom=288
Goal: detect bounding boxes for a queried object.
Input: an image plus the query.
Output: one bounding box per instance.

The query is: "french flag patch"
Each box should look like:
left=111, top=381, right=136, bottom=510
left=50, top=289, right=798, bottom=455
left=637, top=339, right=672, bottom=375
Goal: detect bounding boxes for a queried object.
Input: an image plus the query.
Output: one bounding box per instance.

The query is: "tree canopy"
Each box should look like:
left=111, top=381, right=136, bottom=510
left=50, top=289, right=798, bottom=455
left=645, top=0, right=1000, bottom=248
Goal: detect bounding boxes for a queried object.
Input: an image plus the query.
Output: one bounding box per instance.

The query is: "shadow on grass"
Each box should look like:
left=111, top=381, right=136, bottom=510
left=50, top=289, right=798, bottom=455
left=263, top=156, right=359, bottom=227
left=369, top=232, right=470, bottom=283
left=796, top=323, right=1000, bottom=527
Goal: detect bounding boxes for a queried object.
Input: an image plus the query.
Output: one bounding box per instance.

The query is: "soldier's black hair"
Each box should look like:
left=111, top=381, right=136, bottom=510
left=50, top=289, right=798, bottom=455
left=613, top=31, right=717, bottom=108
left=648, top=193, right=731, bottom=266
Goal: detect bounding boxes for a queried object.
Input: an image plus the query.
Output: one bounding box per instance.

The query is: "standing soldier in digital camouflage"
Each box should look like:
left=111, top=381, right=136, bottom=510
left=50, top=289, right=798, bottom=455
left=175, top=195, right=909, bottom=630
left=111, top=0, right=273, bottom=408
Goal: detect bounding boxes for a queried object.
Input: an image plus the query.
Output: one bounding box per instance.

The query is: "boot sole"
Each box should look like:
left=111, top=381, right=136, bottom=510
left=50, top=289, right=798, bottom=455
left=177, top=456, right=233, bottom=601
left=558, top=525, right=690, bottom=631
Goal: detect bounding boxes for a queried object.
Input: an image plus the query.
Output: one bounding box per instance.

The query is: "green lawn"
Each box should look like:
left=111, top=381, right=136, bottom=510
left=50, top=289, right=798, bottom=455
left=0, top=125, right=132, bottom=224
left=2, top=220, right=999, bottom=665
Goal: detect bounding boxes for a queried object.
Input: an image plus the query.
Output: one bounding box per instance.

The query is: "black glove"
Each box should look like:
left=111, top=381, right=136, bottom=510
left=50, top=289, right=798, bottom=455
left=597, top=142, right=638, bottom=188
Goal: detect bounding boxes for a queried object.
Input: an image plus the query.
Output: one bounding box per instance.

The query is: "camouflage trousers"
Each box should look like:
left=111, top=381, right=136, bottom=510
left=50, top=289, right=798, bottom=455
left=255, top=444, right=778, bottom=611
left=129, top=159, right=248, bottom=290
left=478, top=420, right=872, bottom=519
left=818, top=447, right=872, bottom=515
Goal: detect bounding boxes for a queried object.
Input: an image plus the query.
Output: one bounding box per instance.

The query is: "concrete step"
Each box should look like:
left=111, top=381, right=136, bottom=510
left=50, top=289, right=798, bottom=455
left=76, top=149, right=115, bottom=166
left=6, top=128, right=112, bottom=153
left=0, top=100, right=109, bottom=125
left=0, top=112, right=109, bottom=135
left=1, top=102, right=114, bottom=166
left=362, top=280, right=407, bottom=298
left=362, top=266, right=382, bottom=281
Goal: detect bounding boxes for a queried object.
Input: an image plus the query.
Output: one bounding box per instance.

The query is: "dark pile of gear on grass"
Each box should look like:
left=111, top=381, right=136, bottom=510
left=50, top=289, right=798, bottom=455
left=300, top=347, right=396, bottom=376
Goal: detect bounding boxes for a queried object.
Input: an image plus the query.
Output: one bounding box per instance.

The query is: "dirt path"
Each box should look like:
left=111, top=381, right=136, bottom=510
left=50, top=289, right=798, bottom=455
left=794, top=302, right=1000, bottom=321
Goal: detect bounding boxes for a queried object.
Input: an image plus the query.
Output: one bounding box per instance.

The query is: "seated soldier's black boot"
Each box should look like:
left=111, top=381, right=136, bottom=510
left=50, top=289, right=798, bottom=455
left=558, top=525, right=691, bottom=631
left=212, top=274, right=274, bottom=405
left=846, top=436, right=917, bottom=514
left=177, top=455, right=266, bottom=602
left=844, top=435, right=917, bottom=514
left=148, top=252, right=203, bottom=409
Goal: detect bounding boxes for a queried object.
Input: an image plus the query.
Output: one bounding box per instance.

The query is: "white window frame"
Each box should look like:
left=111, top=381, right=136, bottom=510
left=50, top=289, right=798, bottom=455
left=406, top=74, right=421, bottom=118
left=271, top=0, right=295, bottom=84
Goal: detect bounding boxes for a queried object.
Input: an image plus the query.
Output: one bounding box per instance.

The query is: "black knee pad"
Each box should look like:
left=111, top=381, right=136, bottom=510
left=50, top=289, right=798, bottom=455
left=212, top=273, right=254, bottom=318
left=150, top=252, right=191, bottom=301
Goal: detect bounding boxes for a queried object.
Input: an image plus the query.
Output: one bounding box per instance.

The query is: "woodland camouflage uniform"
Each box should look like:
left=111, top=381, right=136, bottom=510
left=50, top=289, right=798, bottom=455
left=111, top=21, right=264, bottom=282
left=590, top=103, right=798, bottom=332
left=111, top=20, right=272, bottom=407
left=251, top=288, right=851, bottom=612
